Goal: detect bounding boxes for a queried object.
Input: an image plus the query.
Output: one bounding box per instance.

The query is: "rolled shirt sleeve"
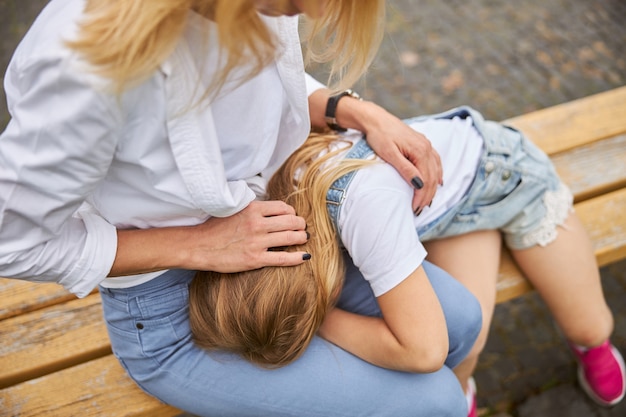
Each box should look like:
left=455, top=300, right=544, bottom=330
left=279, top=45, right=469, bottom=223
left=0, top=41, right=121, bottom=297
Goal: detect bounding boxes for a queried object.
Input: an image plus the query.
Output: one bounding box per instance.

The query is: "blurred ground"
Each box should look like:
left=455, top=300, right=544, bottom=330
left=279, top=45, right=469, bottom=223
left=1, top=0, right=625, bottom=416
left=317, top=0, right=626, bottom=122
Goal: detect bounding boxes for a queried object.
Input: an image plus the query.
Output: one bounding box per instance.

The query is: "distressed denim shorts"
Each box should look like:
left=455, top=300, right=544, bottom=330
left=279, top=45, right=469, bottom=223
left=417, top=117, right=573, bottom=250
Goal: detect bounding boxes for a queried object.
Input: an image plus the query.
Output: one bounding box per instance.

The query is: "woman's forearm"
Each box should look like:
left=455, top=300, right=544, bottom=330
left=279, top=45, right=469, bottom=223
left=110, top=225, right=193, bottom=276
left=308, top=88, right=442, bottom=212
left=308, top=88, right=382, bottom=132
left=109, top=200, right=310, bottom=277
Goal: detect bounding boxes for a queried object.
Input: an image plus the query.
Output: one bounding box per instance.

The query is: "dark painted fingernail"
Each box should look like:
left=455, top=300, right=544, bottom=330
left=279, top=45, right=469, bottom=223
left=413, top=206, right=423, bottom=216
left=411, top=176, right=424, bottom=189
left=306, top=231, right=310, bottom=240
left=302, top=253, right=312, bottom=260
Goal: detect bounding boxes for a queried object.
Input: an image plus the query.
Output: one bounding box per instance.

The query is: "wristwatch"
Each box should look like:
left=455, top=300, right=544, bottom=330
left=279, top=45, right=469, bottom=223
left=324, top=89, right=362, bottom=132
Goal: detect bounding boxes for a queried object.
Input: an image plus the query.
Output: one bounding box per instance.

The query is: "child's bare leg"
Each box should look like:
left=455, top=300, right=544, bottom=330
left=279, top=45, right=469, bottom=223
left=510, top=211, right=613, bottom=346
left=425, top=230, right=502, bottom=392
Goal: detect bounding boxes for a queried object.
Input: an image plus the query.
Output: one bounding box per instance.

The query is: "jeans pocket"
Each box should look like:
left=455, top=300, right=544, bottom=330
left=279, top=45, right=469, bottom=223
left=134, top=284, right=192, bottom=362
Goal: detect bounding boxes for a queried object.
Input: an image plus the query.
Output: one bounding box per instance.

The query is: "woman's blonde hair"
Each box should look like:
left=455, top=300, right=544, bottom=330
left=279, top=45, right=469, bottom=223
left=189, top=133, right=372, bottom=367
left=67, top=0, right=385, bottom=94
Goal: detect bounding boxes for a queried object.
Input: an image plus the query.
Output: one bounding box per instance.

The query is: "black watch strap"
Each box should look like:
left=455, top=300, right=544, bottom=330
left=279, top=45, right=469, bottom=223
left=324, top=89, right=361, bottom=131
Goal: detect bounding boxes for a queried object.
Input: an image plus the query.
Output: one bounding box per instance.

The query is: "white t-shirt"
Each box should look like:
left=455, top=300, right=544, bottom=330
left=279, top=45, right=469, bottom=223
left=337, top=117, right=483, bottom=296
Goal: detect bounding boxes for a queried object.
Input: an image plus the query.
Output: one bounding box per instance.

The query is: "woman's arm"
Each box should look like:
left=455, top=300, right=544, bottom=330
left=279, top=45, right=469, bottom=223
left=0, top=48, right=126, bottom=297
left=318, top=265, right=448, bottom=373
left=111, top=200, right=309, bottom=276
left=308, top=88, right=443, bottom=213
left=0, top=49, right=309, bottom=298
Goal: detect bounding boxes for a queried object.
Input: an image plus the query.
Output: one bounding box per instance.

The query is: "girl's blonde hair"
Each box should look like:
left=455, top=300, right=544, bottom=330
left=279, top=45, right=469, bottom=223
left=189, top=133, right=372, bottom=367
left=67, top=0, right=385, bottom=94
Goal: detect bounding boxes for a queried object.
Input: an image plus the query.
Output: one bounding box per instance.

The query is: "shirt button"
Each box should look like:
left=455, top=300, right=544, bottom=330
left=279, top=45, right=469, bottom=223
left=484, top=161, right=495, bottom=173
left=501, top=170, right=512, bottom=180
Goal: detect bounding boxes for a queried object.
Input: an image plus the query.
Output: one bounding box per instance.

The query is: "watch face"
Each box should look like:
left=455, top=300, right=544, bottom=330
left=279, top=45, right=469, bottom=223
left=345, top=89, right=361, bottom=100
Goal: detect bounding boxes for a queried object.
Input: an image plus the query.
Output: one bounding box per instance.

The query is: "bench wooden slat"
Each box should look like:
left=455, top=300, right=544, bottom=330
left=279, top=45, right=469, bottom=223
left=0, top=355, right=181, bottom=417
left=0, top=279, right=77, bottom=321
left=504, top=85, right=626, bottom=155
left=495, top=250, right=534, bottom=304
left=551, top=133, right=626, bottom=203
left=0, top=293, right=111, bottom=389
left=496, top=187, right=626, bottom=303
left=579, top=189, right=626, bottom=267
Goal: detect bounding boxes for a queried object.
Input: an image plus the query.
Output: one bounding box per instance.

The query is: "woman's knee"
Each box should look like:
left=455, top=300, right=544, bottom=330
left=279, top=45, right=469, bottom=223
left=448, top=290, right=483, bottom=367
left=413, top=368, right=468, bottom=417
left=422, top=261, right=483, bottom=367
left=371, top=366, right=467, bottom=416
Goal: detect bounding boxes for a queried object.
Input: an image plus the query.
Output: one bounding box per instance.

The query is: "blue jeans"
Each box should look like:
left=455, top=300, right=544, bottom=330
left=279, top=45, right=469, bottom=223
left=100, top=261, right=481, bottom=417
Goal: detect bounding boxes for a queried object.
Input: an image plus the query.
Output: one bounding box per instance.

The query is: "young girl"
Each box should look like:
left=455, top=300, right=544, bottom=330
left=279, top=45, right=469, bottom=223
left=190, top=106, right=625, bottom=416
left=190, top=132, right=482, bottom=371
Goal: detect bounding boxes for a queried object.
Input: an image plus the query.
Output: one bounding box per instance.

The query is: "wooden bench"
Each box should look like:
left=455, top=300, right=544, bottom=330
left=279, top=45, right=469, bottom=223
left=496, top=85, right=626, bottom=302
left=1, top=86, right=625, bottom=416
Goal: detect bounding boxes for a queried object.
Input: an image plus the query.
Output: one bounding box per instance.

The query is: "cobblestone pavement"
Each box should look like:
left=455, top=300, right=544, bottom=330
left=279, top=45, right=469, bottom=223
left=2, top=1, right=625, bottom=416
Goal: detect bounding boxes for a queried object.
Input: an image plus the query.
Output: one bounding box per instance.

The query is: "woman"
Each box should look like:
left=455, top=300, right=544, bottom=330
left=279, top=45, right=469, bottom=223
left=0, top=0, right=475, bottom=416
left=190, top=106, right=625, bottom=416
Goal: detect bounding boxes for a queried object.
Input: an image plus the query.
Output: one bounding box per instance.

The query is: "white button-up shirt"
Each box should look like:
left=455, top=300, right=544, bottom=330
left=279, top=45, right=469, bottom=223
left=0, top=0, right=323, bottom=297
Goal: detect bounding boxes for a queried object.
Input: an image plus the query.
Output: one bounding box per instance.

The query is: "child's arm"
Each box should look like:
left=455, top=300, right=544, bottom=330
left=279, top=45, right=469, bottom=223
left=318, top=265, right=448, bottom=373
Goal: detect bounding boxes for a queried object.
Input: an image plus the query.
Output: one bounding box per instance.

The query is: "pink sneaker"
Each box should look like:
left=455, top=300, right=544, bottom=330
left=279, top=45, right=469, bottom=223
left=466, top=377, right=477, bottom=417
left=571, top=340, right=626, bottom=406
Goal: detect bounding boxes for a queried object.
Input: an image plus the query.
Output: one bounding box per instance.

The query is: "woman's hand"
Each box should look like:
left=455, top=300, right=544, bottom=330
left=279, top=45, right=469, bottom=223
left=110, top=200, right=309, bottom=277
left=359, top=104, right=443, bottom=214
left=187, top=200, right=309, bottom=272
left=308, top=89, right=443, bottom=213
